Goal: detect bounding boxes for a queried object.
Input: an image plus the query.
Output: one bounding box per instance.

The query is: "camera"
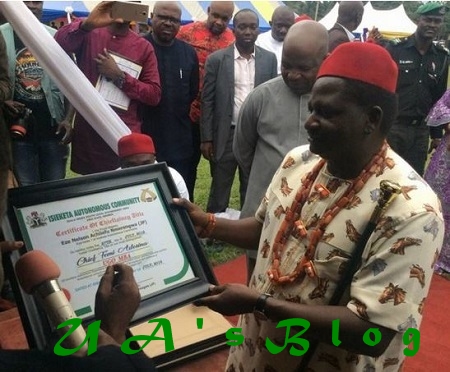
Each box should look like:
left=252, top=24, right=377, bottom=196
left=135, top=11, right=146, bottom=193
left=10, top=107, right=33, bottom=139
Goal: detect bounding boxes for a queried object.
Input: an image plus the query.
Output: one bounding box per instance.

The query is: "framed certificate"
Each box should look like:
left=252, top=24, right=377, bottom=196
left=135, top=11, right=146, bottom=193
left=2, top=163, right=217, bottom=350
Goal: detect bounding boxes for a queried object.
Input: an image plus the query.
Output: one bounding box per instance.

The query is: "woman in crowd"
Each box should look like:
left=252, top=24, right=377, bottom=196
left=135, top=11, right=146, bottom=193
left=425, top=90, right=450, bottom=279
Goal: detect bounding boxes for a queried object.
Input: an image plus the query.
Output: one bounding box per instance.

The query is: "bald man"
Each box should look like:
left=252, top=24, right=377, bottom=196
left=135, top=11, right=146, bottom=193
left=255, top=5, right=295, bottom=74
left=177, top=1, right=235, bottom=201
left=328, top=1, right=364, bottom=52
left=233, top=21, right=329, bottom=279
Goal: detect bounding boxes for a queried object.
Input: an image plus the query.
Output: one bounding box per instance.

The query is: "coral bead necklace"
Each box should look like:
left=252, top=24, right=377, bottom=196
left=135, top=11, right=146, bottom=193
left=268, top=142, right=388, bottom=284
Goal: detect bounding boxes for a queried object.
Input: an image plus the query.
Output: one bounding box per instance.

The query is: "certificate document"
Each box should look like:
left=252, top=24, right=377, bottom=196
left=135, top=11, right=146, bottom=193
left=96, top=52, right=142, bottom=110
left=13, top=181, right=195, bottom=320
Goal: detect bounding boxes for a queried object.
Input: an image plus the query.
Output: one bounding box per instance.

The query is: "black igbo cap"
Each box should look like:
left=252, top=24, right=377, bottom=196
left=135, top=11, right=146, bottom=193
left=416, top=2, right=446, bottom=16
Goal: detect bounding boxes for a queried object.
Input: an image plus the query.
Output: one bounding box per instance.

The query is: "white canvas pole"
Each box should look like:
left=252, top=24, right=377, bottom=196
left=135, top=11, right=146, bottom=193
left=65, top=6, right=73, bottom=24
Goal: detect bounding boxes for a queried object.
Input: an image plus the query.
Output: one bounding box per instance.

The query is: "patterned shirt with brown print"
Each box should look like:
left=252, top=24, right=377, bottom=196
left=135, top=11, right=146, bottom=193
left=226, top=145, right=444, bottom=372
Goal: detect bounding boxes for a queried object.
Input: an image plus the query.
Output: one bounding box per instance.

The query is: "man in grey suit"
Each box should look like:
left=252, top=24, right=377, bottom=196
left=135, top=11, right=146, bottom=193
left=201, top=9, right=278, bottom=214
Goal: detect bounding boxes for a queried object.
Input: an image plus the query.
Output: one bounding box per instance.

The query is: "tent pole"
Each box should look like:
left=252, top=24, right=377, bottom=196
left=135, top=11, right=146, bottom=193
left=314, top=2, right=320, bottom=21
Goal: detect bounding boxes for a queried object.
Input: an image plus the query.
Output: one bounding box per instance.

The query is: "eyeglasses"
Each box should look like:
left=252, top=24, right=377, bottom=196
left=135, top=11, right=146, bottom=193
left=154, top=14, right=181, bottom=25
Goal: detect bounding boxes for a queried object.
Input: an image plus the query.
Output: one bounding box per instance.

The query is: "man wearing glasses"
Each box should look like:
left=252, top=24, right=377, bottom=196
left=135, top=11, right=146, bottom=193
left=142, top=2, right=199, bottom=194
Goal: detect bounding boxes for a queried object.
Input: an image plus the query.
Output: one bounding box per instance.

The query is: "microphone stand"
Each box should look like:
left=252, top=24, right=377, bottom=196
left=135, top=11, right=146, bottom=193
left=296, top=180, right=402, bottom=371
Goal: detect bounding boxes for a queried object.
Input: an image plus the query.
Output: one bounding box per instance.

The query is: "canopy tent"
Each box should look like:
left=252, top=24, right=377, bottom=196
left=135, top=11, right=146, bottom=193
left=41, top=1, right=90, bottom=22
left=42, top=1, right=285, bottom=32
left=319, top=2, right=417, bottom=40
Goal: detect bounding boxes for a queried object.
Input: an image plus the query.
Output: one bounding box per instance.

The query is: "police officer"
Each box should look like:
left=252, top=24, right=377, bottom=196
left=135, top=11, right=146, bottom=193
left=386, top=2, right=448, bottom=176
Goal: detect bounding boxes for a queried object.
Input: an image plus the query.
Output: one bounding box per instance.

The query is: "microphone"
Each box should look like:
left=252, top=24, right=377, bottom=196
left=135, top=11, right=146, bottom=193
left=15, top=250, right=88, bottom=352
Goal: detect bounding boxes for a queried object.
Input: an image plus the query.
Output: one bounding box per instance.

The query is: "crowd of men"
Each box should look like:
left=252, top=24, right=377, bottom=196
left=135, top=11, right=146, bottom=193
left=1, top=1, right=446, bottom=208
left=0, top=1, right=448, bottom=371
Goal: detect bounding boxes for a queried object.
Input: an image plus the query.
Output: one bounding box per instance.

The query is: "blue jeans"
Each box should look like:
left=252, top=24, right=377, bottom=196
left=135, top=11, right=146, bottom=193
left=12, top=140, right=68, bottom=186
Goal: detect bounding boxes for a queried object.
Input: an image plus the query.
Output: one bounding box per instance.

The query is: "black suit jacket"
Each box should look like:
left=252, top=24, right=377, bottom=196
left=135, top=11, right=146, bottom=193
left=328, top=23, right=351, bottom=53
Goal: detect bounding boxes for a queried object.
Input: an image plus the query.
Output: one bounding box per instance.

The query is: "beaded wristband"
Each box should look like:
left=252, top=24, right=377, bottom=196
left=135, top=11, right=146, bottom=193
left=198, top=213, right=216, bottom=238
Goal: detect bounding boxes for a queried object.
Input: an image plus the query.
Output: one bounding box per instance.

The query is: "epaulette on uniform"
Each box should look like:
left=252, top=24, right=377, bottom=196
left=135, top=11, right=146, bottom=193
left=389, top=37, right=407, bottom=46
left=435, top=43, right=449, bottom=55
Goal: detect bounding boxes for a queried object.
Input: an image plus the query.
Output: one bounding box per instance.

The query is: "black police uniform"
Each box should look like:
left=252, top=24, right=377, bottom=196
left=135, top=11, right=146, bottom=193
left=386, top=35, right=448, bottom=175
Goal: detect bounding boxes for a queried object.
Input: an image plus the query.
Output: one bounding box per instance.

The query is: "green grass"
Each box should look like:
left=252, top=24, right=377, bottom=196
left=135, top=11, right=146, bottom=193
left=192, top=158, right=244, bottom=266
left=66, top=153, right=243, bottom=266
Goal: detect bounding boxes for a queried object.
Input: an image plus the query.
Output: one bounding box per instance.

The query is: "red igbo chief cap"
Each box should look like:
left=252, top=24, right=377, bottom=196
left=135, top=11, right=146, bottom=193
left=118, top=133, right=156, bottom=158
left=317, top=42, right=398, bottom=93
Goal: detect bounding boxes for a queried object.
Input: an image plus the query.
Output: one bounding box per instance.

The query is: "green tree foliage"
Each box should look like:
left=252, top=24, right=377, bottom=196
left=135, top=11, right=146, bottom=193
left=283, top=1, right=336, bottom=21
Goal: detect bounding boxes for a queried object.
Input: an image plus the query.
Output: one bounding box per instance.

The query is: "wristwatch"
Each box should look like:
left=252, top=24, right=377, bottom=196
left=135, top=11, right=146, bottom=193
left=113, top=72, right=126, bottom=89
left=253, top=293, right=272, bottom=321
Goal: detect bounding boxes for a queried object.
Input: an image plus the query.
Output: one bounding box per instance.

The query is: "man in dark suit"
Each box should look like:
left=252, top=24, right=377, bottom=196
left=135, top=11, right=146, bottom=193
left=142, top=1, right=199, bottom=197
left=328, top=1, right=364, bottom=52
left=201, top=9, right=277, bottom=214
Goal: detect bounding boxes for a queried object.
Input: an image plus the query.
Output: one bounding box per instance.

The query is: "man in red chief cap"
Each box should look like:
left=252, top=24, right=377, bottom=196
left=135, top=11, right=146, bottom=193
left=174, top=42, right=444, bottom=371
left=0, top=101, right=156, bottom=372
left=118, top=133, right=189, bottom=200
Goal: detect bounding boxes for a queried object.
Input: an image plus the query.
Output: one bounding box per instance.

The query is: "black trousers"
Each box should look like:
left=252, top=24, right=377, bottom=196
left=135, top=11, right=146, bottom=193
left=387, top=118, right=429, bottom=176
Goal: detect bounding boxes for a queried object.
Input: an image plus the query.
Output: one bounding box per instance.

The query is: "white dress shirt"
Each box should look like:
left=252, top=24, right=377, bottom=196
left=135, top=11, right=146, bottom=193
left=119, top=162, right=190, bottom=200
left=232, top=44, right=255, bottom=127
left=336, top=22, right=356, bottom=42
left=255, top=30, right=283, bottom=74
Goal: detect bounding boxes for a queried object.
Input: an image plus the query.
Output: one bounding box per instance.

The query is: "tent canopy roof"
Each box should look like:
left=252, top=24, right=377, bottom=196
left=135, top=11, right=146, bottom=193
left=41, top=1, right=90, bottom=22
left=42, top=1, right=285, bottom=31
left=319, top=2, right=417, bottom=37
